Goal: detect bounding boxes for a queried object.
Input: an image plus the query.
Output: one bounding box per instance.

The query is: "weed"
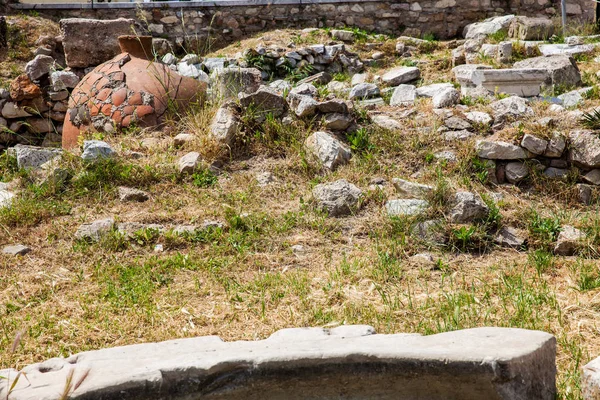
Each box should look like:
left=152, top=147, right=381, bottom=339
left=347, top=127, right=374, bottom=153
left=470, top=157, right=493, bottom=185
left=528, top=210, right=561, bottom=248
left=487, top=29, right=508, bottom=43
left=528, top=249, right=554, bottom=276
left=575, top=261, right=600, bottom=292
left=192, top=169, right=218, bottom=188
left=581, top=108, right=600, bottom=130
left=449, top=225, right=477, bottom=251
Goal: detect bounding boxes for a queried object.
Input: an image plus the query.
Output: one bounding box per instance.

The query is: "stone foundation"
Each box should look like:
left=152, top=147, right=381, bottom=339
left=10, top=0, right=596, bottom=44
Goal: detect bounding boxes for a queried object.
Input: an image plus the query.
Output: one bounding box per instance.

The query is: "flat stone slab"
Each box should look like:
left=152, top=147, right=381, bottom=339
left=470, top=69, right=549, bottom=97
left=538, top=43, right=597, bottom=56
left=0, top=326, right=555, bottom=400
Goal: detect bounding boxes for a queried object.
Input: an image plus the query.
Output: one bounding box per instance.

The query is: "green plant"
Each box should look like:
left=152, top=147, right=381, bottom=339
left=528, top=211, right=561, bottom=248
left=132, top=228, right=161, bottom=247
left=192, top=169, right=218, bottom=188
left=581, top=108, right=600, bottom=130
left=576, top=261, right=600, bottom=291
left=528, top=249, right=554, bottom=276
left=0, top=152, right=19, bottom=182
left=347, top=128, right=374, bottom=153
left=470, top=157, right=493, bottom=184
left=481, top=194, right=501, bottom=229
left=487, top=29, right=508, bottom=43
left=450, top=225, right=477, bottom=251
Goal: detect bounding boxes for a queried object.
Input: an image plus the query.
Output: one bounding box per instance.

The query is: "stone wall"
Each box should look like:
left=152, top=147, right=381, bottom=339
left=11, top=0, right=596, bottom=46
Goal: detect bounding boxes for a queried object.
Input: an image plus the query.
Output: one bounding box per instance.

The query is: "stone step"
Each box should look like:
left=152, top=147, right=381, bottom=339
left=0, top=326, right=556, bottom=400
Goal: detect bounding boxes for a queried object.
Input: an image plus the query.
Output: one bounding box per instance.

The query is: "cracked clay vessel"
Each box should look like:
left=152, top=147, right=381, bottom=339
left=62, top=35, right=205, bottom=149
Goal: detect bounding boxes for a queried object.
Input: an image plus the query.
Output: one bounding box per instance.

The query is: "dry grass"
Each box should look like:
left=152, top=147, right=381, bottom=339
left=4, top=24, right=600, bottom=400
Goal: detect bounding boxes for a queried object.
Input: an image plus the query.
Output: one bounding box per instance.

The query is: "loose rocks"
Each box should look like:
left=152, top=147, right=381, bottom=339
left=313, top=179, right=362, bottom=216
left=448, top=191, right=489, bottom=223
left=75, top=218, right=115, bottom=242
left=305, top=131, right=351, bottom=170
left=81, top=140, right=115, bottom=162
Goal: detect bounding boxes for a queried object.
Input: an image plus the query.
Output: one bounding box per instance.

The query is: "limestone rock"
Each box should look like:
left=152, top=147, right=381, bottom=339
left=118, top=187, right=149, bottom=202
left=211, top=67, right=262, bottom=99
left=390, top=84, right=416, bottom=106
left=577, top=183, right=594, bottom=205
left=327, top=80, right=349, bottom=94
left=490, top=96, right=533, bottom=122
left=392, top=178, right=433, bottom=199
left=177, top=63, right=207, bottom=81
left=371, top=115, right=402, bottom=130
left=583, top=169, right=600, bottom=185
left=178, top=152, right=201, bottom=175
left=0, top=327, right=556, bottom=400
left=2, top=244, right=31, bottom=256
left=416, top=83, right=454, bottom=98
left=513, top=55, right=581, bottom=87
left=569, top=130, right=600, bottom=168
left=476, top=140, right=529, bottom=160
left=463, top=15, right=516, bottom=39
left=162, top=53, right=178, bottom=65
left=331, top=30, right=356, bottom=42
left=0, top=187, right=14, bottom=209
left=432, top=87, right=460, bottom=108
left=290, top=83, right=318, bottom=97
left=210, top=103, right=241, bottom=146
left=386, top=199, right=429, bottom=217
left=448, top=191, right=489, bottom=223
left=445, top=116, right=471, bottom=131
left=13, top=144, right=61, bottom=170
left=545, top=134, right=566, bottom=158
left=381, top=66, right=420, bottom=86
left=509, top=16, right=554, bottom=40
left=288, top=94, right=319, bottom=118
left=554, top=225, right=585, bottom=256
left=60, top=18, right=135, bottom=68
left=543, top=167, right=569, bottom=179
left=505, top=162, right=529, bottom=184
left=75, top=217, right=115, bottom=241
left=313, top=179, right=362, bottom=216
left=317, top=100, right=348, bottom=114
left=2, top=102, right=32, bottom=119
left=305, top=131, right=351, bottom=171
left=50, top=71, right=80, bottom=91
left=351, top=73, right=368, bottom=86
left=558, top=87, right=591, bottom=108
left=173, top=133, right=195, bottom=147
left=494, top=226, right=526, bottom=249
left=521, top=134, right=548, bottom=155
left=348, top=83, right=380, bottom=100
left=297, top=72, right=332, bottom=86
left=465, top=111, right=492, bottom=126
left=81, top=140, right=115, bottom=162
left=239, top=86, right=287, bottom=118
left=25, top=55, right=54, bottom=81
left=324, top=113, right=352, bottom=130
left=269, top=80, right=292, bottom=93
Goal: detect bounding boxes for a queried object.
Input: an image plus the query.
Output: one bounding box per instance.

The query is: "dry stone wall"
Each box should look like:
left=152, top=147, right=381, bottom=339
left=13, top=0, right=595, bottom=43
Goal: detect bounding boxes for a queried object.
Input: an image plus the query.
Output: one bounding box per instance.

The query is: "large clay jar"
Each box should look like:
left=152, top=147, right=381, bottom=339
left=62, top=36, right=205, bottom=149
